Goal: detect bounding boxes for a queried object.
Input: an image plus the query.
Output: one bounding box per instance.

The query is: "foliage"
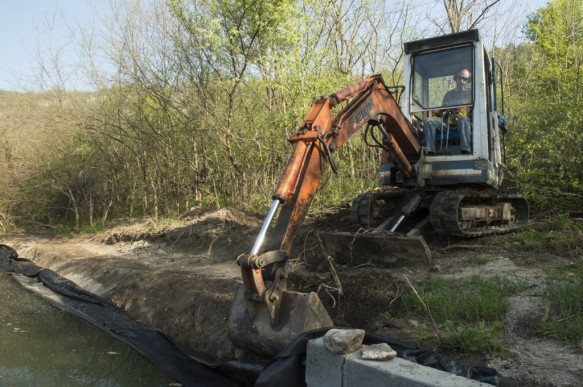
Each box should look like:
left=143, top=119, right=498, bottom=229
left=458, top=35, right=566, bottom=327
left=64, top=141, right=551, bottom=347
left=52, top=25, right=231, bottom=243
left=503, top=0, right=583, bottom=212
left=1, top=0, right=404, bottom=230
left=1, top=0, right=583, bottom=231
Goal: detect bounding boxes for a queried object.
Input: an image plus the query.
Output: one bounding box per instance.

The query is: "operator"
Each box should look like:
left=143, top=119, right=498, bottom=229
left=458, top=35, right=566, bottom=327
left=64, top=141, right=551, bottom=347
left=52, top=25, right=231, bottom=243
left=424, top=68, right=472, bottom=155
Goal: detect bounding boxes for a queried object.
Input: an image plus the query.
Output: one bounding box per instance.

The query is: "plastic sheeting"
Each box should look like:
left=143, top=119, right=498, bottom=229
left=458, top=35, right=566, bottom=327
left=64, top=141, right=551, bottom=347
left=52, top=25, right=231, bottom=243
left=1, top=244, right=500, bottom=386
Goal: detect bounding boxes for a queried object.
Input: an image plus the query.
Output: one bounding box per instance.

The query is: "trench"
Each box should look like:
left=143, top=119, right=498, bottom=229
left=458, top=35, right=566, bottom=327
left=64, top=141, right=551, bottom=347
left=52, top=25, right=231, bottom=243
left=0, top=243, right=503, bottom=387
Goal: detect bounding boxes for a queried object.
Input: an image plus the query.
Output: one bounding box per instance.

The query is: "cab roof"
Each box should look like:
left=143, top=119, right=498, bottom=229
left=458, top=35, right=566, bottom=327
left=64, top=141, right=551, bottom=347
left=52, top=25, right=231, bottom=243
left=404, top=29, right=480, bottom=54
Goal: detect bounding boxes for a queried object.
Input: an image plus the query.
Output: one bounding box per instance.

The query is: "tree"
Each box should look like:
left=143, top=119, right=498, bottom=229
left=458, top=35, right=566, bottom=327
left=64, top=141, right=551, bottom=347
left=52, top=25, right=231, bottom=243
left=505, top=0, right=583, bottom=210
left=424, top=0, right=503, bottom=34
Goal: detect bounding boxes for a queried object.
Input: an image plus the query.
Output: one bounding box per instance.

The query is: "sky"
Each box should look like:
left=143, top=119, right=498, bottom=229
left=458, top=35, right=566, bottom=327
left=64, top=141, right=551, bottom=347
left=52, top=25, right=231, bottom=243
left=0, top=0, right=552, bottom=92
left=0, top=0, right=105, bottom=91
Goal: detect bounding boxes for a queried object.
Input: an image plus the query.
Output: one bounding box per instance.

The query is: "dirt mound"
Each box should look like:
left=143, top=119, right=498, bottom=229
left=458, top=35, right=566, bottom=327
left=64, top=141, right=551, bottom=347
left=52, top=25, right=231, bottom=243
left=95, top=208, right=262, bottom=263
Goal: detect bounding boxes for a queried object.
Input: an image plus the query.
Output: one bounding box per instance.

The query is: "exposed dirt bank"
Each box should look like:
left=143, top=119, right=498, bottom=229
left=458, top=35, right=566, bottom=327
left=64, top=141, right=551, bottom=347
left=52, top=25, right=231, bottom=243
left=2, top=207, right=582, bottom=386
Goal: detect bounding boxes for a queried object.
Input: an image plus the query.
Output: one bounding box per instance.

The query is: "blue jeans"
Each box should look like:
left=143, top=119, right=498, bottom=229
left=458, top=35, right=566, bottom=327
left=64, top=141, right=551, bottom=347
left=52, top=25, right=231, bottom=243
left=424, top=116, right=471, bottom=153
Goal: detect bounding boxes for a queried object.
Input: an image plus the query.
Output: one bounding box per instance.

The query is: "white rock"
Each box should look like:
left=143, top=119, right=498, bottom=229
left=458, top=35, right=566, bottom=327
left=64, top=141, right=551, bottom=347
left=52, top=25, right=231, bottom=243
left=361, top=343, right=398, bottom=361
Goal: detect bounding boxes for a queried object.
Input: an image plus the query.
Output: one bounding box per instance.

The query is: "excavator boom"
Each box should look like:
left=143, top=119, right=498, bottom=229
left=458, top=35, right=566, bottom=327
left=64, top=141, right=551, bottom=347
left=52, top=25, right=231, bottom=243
left=265, top=76, right=421, bottom=254
left=229, top=75, right=428, bottom=356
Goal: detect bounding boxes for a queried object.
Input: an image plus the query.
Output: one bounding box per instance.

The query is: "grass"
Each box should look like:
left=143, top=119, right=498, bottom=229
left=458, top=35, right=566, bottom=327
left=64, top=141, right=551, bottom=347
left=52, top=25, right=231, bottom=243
left=548, top=214, right=572, bottom=231
left=402, top=276, right=528, bottom=322
left=535, top=262, right=583, bottom=344
left=509, top=215, right=582, bottom=344
left=463, top=254, right=492, bottom=265
left=510, top=214, right=583, bottom=258
left=401, top=275, right=528, bottom=355
left=373, top=211, right=582, bottom=357
left=413, top=321, right=505, bottom=354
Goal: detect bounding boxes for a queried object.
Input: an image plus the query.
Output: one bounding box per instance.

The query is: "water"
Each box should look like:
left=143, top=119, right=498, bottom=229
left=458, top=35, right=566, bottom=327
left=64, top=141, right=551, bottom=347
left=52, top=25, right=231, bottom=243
left=0, top=273, right=177, bottom=386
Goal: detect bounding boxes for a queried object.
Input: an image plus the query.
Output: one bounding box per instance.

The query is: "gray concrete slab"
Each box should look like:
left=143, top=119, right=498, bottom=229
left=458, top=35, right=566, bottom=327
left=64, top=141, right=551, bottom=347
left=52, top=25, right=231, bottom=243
left=306, top=337, right=487, bottom=387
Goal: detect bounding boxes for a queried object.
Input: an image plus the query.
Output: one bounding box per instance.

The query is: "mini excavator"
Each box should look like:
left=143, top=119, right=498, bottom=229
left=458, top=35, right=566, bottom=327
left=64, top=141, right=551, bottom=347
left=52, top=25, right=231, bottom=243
left=228, top=29, right=528, bottom=356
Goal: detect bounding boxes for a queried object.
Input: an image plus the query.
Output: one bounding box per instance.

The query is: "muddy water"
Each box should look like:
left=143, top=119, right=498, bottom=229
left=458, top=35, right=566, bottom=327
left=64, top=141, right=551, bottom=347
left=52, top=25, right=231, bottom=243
left=0, top=273, right=176, bottom=386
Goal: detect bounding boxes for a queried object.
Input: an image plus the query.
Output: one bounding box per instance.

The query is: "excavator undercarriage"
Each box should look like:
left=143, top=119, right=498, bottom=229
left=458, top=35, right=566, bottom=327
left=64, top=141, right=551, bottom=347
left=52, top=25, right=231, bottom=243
left=318, top=187, right=528, bottom=267
left=350, top=188, right=529, bottom=238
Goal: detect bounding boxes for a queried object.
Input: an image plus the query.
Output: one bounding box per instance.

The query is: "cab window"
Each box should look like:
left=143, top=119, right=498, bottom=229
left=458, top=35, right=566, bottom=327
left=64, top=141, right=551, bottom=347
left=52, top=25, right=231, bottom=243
left=412, top=46, right=474, bottom=110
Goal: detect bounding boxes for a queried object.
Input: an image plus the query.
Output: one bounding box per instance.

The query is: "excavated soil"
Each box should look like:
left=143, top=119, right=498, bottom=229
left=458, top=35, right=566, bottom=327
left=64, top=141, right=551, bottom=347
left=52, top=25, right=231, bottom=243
left=2, top=207, right=583, bottom=386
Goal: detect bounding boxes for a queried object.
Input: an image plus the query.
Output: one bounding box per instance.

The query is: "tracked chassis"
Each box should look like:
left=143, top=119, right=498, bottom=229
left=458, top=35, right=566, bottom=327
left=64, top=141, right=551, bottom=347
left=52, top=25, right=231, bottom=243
left=351, top=188, right=529, bottom=238
left=316, top=189, right=527, bottom=269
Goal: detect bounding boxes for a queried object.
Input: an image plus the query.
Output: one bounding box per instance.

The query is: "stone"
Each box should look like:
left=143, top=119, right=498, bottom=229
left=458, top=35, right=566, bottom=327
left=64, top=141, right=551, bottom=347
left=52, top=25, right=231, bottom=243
left=361, top=343, right=398, bottom=361
left=323, top=328, right=365, bottom=354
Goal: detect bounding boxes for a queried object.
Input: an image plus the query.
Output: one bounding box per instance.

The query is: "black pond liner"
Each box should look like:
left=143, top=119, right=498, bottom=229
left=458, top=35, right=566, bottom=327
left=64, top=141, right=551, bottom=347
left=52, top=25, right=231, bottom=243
left=1, top=244, right=501, bottom=387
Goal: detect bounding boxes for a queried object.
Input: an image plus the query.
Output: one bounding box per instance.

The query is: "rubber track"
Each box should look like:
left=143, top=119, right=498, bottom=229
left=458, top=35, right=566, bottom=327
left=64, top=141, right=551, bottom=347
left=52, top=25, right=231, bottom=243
left=430, top=189, right=529, bottom=237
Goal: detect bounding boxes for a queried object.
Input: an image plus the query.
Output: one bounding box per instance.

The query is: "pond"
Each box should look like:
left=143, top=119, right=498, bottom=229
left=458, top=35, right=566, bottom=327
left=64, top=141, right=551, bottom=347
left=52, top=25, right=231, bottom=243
left=0, top=273, right=177, bottom=386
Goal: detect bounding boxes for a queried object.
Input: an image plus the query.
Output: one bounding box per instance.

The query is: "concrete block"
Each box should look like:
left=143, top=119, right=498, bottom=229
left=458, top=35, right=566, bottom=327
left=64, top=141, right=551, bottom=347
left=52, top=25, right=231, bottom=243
left=344, top=355, right=487, bottom=386
left=306, top=337, right=345, bottom=387
left=306, top=337, right=487, bottom=387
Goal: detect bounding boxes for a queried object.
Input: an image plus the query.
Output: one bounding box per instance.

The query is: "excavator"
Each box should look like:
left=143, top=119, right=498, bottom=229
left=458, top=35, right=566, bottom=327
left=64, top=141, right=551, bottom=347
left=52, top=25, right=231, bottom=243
left=228, top=29, right=529, bottom=356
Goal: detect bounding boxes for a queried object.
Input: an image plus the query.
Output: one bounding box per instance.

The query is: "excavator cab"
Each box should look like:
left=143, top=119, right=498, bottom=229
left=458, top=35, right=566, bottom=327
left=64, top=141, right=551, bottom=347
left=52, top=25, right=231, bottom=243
left=388, top=29, right=506, bottom=189
left=228, top=29, right=528, bottom=357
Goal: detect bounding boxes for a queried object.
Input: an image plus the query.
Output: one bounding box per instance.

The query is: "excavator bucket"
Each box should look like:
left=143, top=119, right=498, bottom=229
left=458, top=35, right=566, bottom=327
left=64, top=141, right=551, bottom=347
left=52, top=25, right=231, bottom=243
left=228, top=284, right=333, bottom=357
left=317, top=230, right=432, bottom=267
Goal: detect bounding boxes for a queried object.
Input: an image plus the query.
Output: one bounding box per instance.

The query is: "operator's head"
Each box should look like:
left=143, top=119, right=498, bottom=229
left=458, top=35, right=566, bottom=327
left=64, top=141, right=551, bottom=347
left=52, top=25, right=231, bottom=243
left=454, top=68, right=471, bottom=89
